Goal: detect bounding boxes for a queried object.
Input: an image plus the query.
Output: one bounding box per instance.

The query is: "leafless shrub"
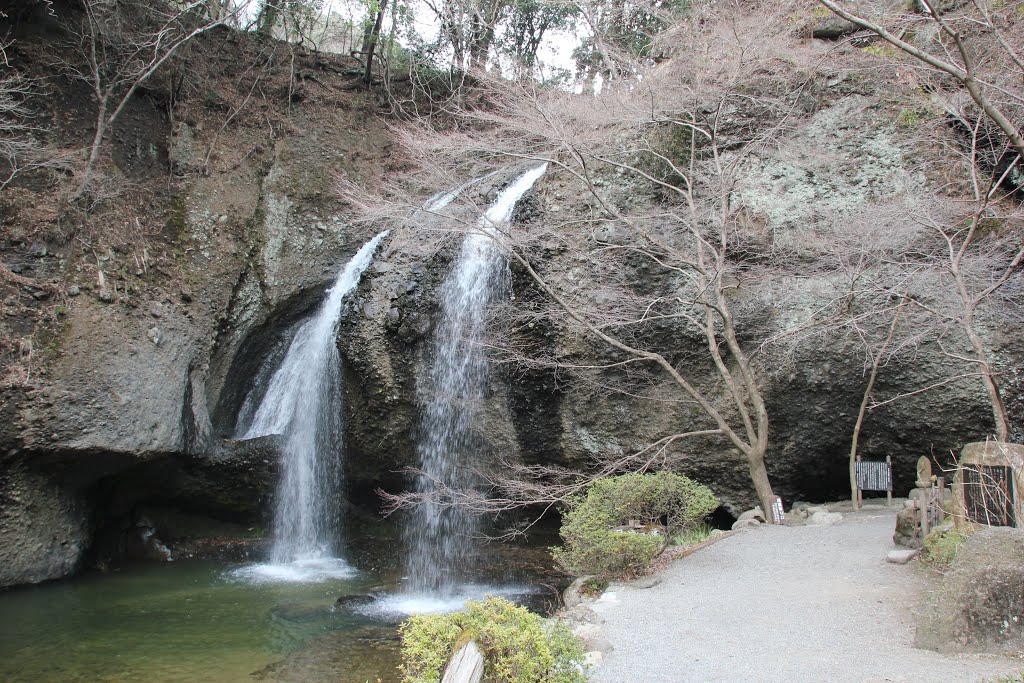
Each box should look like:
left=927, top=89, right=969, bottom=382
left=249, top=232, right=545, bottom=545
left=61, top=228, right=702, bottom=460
left=0, top=37, right=62, bottom=191
left=59, top=0, right=238, bottom=201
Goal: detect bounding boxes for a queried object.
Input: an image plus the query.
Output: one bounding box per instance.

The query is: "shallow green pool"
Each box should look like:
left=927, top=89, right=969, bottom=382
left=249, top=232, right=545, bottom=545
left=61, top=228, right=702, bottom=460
left=0, top=559, right=406, bottom=683
left=0, top=539, right=562, bottom=683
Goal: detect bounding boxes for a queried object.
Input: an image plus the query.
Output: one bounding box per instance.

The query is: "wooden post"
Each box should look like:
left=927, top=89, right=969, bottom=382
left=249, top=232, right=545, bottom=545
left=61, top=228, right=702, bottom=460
left=920, top=494, right=930, bottom=537
left=855, top=455, right=862, bottom=507
left=886, top=455, right=893, bottom=507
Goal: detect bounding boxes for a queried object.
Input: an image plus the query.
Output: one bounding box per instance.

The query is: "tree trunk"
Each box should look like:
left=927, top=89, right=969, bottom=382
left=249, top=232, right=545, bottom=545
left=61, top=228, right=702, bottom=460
left=849, top=368, right=878, bottom=512
left=468, top=20, right=494, bottom=70
left=362, top=0, right=389, bottom=85
left=850, top=300, right=904, bottom=510
left=965, top=323, right=1011, bottom=441
left=746, top=445, right=776, bottom=523
left=257, top=1, right=279, bottom=37
left=73, top=99, right=108, bottom=201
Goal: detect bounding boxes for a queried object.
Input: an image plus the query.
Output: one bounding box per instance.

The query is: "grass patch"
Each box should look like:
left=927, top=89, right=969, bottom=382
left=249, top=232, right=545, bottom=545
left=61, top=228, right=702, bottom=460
left=672, top=523, right=713, bottom=548
left=920, top=524, right=973, bottom=569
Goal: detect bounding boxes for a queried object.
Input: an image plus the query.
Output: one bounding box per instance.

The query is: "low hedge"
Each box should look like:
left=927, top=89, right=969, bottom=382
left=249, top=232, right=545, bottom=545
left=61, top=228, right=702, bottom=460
left=552, top=472, right=718, bottom=577
left=399, top=596, right=586, bottom=683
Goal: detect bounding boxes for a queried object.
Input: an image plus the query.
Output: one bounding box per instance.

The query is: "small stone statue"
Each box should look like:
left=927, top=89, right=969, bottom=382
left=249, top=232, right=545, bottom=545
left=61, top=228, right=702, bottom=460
left=916, top=456, right=932, bottom=489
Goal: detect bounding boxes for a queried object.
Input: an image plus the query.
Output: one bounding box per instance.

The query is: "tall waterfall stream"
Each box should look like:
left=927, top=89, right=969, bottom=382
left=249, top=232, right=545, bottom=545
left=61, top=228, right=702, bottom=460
left=404, top=164, right=549, bottom=597
left=233, top=231, right=388, bottom=582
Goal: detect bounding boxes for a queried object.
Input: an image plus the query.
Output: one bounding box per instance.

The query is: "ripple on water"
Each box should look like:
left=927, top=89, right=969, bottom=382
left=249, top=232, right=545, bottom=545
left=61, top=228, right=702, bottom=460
left=225, top=557, right=357, bottom=584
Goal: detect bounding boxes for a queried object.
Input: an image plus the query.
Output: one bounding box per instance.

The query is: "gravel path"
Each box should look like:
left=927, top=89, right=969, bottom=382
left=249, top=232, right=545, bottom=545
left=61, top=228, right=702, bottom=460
left=590, top=507, right=1021, bottom=683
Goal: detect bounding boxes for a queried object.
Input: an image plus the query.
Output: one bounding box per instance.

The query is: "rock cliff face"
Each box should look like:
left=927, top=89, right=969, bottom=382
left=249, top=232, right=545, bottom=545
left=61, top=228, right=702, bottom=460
left=0, top=13, right=1020, bottom=587
left=0, top=18, right=402, bottom=585
left=340, top=173, right=1007, bottom=516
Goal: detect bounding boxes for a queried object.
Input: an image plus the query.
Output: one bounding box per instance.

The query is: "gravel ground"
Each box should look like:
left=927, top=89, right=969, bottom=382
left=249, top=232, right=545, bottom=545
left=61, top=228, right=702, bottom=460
left=590, top=507, right=1022, bottom=683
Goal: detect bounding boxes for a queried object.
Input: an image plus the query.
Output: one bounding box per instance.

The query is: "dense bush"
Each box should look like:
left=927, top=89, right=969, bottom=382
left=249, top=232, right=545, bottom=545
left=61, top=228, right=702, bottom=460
left=552, top=472, right=718, bottom=577
left=399, top=596, right=587, bottom=683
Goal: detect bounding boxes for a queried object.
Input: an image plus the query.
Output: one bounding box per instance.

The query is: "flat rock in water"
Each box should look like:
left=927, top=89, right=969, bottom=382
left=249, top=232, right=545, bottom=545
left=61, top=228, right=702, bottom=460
left=886, top=549, right=919, bottom=565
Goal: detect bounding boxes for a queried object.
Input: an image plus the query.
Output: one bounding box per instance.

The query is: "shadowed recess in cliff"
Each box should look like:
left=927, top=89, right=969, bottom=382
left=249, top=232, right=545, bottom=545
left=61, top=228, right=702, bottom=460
left=403, top=164, right=548, bottom=599
left=229, top=232, right=389, bottom=583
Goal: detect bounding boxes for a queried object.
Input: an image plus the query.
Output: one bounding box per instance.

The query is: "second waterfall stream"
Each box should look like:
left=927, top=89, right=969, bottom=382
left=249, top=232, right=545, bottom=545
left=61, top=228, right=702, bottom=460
left=404, top=163, right=549, bottom=599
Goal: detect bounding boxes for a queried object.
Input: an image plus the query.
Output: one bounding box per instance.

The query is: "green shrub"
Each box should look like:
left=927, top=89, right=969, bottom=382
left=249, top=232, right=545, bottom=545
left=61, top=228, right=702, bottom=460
left=552, top=472, right=718, bottom=577
left=399, top=596, right=587, bottom=683
left=921, top=524, right=973, bottom=569
left=580, top=577, right=609, bottom=597
left=896, top=108, right=921, bottom=127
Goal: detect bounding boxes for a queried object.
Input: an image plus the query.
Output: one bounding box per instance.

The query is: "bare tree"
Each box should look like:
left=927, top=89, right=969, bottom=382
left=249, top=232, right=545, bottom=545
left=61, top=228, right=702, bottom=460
left=834, top=116, right=1024, bottom=448
left=62, top=0, right=235, bottom=200
left=844, top=293, right=907, bottom=510
left=908, top=116, right=1024, bottom=442
left=347, top=2, right=837, bottom=522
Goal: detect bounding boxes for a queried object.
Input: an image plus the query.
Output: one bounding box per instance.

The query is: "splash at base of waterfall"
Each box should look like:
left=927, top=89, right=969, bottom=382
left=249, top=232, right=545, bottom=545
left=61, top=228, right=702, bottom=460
left=226, top=557, right=356, bottom=585
left=231, top=232, right=388, bottom=580
left=354, top=583, right=537, bottom=617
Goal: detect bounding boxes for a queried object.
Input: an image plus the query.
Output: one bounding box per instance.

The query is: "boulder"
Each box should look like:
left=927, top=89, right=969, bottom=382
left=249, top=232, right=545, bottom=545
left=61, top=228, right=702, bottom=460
left=562, top=575, right=597, bottom=609
left=807, top=510, right=843, bottom=526
left=168, top=122, right=199, bottom=173
left=894, top=505, right=922, bottom=549
left=915, top=527, right=1024, bottom=655
left=737, top=506, right=766, bottom=523
left=732, top=517, right=762, bottom=531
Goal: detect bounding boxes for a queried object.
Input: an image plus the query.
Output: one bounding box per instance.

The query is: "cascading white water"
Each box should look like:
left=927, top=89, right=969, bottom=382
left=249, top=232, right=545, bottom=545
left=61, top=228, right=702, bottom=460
left=423, top=169, right=503, bottom=212
left=232, top=231, right=388, bottom=582
left=405, top=164, right=548, bottom=596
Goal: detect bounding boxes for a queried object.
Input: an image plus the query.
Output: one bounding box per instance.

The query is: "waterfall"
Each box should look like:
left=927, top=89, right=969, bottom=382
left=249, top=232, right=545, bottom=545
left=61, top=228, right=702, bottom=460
left=232, top=231, right=388, bottom=582
left=423, top=169, right=502, bottom=212
left=405, top=164, right=548, bottom=595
